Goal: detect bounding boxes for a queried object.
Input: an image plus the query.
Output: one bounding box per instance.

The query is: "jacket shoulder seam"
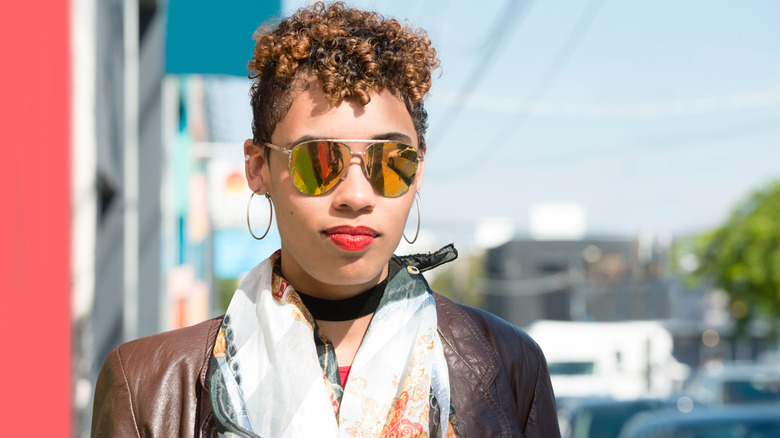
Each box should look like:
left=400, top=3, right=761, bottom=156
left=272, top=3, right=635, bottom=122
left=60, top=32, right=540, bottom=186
left=434, top=294, right=500, bottom=387
left=435, top=294, right=518, bottom=435
left=524, top=339, right=548, bottom=435
left=199, top=316, right=224, bottom=385
left=113, top=346, right=142, bottom=437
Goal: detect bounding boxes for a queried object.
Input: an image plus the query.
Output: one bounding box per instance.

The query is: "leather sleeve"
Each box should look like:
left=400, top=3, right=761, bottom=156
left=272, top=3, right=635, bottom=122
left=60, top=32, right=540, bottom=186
left=516, top=331, right=560, bottom=437
left=91, top=347, right=141, bottom=437
left=481, top=312, right=561, bottom=438
left=434, top=293, right=561, bottom=437
left=90, top=317, right=223, bottom=438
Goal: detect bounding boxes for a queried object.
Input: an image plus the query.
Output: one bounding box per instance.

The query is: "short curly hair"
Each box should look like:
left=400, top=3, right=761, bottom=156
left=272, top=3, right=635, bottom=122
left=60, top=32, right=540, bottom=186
left=248, top=1, right=439, bottom=153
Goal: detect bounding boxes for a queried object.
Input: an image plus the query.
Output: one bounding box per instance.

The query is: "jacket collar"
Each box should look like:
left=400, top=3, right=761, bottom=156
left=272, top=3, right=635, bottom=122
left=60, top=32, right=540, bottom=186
left=396, top=243, right=458, bottom=272
left=433, top=294, right=505, bottom=436
left=434, top=293, right=499, bottom=391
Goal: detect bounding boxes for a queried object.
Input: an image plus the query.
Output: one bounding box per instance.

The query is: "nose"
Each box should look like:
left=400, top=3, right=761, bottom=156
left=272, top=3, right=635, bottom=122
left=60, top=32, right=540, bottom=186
left=338, top=150, right=369, bottom=182
left=331, top=156, right=376, bottom=212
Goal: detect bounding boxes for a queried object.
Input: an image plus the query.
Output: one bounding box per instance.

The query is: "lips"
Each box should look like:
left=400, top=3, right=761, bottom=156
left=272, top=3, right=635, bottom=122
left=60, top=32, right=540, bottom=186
left=324, top=226, right=378, bottom=252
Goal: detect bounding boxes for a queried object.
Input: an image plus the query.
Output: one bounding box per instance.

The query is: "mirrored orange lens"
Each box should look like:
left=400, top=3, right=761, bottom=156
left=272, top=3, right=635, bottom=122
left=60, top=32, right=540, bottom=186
left=365, top=143, right=418, bottom=197
left=289, top=141, right=418, bottom=197
left=290, top=141, right=348, bottom=195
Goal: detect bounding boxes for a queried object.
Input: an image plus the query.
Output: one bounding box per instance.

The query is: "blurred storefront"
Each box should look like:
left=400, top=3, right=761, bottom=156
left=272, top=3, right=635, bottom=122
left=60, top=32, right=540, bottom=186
left=70, top=1, right=281, bottom=435
left=484, top=236, right=776, bottom=372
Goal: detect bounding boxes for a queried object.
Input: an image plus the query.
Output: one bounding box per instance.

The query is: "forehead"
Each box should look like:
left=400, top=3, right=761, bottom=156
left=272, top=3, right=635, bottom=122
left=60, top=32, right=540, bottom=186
left=270, top=77, right=416, bottom=146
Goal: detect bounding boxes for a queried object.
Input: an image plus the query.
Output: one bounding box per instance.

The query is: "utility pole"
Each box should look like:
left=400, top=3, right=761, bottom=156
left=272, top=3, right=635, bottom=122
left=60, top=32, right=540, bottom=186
left=123, top=0, right=139, bottom=342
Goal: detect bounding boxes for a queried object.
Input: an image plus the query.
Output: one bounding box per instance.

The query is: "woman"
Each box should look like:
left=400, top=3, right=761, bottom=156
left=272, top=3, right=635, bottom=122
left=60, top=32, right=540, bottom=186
left=91, top=2, right=560, bottom=437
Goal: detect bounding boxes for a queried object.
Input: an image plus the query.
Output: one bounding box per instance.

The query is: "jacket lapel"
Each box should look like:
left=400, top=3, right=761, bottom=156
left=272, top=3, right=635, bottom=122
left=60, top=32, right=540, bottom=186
left=434, top=294, right=507, bottom=437
left=199, top=316, right=223, bottom=437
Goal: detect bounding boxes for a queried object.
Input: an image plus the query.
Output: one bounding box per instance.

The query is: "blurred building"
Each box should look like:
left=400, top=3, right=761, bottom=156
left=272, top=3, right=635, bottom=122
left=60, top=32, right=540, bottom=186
left=485, top=237, right=670, bottom=324
left=73, top=1, right=281, bottom=436
left=484, top=236, right=775, bottom=371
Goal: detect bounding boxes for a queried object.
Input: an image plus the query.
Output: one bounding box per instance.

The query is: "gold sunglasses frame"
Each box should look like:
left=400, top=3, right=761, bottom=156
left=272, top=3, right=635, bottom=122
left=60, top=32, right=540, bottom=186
left=263, top=139, right=424, bottom=196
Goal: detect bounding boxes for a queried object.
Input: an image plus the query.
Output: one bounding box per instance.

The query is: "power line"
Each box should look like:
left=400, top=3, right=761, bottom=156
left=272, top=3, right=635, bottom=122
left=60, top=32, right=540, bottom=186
left=428, top=0, right=534, bottom=144
left=436, top=86, right=780, bottom=120
left=432, top=0, right=607, bottom=176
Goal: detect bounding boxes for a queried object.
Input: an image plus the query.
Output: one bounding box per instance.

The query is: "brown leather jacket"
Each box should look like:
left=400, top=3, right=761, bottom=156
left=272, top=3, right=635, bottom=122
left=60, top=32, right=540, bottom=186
left=91, top=293, right=560, bottom=437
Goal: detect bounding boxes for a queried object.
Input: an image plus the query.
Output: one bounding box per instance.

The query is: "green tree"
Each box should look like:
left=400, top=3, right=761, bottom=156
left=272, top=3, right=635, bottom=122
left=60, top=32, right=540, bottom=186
left=429, top=251, right=486, bottom=309
left=693, top=180, right=780, bottom=335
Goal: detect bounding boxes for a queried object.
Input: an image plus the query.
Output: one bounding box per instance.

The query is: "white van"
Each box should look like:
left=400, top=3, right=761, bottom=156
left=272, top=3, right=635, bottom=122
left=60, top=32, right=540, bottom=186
left=528, top=320, right=689, bottom=399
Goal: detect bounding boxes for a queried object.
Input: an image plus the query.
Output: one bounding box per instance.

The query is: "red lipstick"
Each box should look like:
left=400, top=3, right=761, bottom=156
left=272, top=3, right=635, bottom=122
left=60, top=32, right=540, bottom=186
left=324, top=226, right=378, bottom=252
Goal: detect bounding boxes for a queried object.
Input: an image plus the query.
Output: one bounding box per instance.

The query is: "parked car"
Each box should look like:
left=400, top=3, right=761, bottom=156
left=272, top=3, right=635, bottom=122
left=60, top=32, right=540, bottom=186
left=618, top=405, right=780, bottom=438
left=557, top=397, right=681, bottom=438
left=686, top=361, right=780, bottom=405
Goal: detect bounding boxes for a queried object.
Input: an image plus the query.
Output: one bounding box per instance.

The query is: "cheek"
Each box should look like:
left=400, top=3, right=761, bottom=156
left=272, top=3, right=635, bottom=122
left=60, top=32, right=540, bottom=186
left=274, top=194, right=323, bottom=233
left=383, top=197, right=416, bottom=232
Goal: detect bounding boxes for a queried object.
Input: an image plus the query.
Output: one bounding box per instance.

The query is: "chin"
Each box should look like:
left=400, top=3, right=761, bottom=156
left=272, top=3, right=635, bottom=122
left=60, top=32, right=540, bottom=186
left=322, top=254, right=388, bottom=285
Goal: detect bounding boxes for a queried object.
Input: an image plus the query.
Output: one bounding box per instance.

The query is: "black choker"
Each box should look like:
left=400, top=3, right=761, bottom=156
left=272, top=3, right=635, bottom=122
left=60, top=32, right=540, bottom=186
left=274, top=260, right=400, bottom=321
left=297, top=279, right=386, bottom=321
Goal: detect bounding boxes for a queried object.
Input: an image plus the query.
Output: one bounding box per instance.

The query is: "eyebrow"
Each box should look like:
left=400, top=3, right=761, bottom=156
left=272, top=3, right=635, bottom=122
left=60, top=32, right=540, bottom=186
left=371, top=132, right=414, bottom=144
left=287, top=132, right=414, bottom=147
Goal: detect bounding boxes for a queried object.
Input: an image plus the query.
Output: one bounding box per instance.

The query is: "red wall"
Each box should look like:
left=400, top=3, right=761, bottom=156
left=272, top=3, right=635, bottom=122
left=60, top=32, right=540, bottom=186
left=0, top=0, right=71, bottom=432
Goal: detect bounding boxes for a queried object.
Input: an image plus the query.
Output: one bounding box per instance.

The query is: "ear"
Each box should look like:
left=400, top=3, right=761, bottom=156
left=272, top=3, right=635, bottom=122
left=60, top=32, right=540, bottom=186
left=244, top=139, right=270, bottom=194
left=413, top=158, right=424, bottom=192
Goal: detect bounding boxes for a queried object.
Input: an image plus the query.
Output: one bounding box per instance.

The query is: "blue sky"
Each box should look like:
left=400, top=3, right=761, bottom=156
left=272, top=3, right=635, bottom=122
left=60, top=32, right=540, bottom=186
left=278, top=0, right=780, bottom=246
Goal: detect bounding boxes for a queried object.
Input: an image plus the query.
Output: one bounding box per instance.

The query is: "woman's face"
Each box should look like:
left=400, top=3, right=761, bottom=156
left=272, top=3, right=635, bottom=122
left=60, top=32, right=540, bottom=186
left=245, top=78, right=423, bottom=299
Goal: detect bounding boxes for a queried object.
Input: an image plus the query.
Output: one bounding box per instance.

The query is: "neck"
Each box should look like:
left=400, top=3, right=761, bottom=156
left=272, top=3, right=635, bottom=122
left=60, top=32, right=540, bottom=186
left=317, top=314, right=374, bottom=368
left=297, top=277, right=387, bottom=321
left=278, top=251, right=389, bottom=300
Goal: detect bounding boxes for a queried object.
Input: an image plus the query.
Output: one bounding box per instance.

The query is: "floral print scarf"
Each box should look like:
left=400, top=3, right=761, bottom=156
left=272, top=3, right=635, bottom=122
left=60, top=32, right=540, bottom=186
left=208, top=252, right=457, bottom=437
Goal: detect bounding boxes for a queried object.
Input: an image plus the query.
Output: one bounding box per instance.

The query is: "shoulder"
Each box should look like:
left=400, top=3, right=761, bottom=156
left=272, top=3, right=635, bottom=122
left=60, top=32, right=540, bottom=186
left=432, top=293, right=551, bottom=393
left=433, top=292, right=544, bottom=362
left=108, top=316, right=224, bottom=394
left=432, top=293, right=560, bottom=437
left=98, top=315, right=223, bottom=390
left=91, top=316, right=224, bottom=436
left=112, top=316, right=223, bottom=368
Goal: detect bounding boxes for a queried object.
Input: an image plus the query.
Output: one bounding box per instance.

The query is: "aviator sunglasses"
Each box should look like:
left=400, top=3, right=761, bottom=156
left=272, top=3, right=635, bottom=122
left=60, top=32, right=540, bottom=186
left=264, top=139, right=422, bottom=197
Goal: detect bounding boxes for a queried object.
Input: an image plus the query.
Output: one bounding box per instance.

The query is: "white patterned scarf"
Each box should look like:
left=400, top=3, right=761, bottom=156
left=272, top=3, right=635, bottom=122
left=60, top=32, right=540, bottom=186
left=208, top=252, right=456, bottom=438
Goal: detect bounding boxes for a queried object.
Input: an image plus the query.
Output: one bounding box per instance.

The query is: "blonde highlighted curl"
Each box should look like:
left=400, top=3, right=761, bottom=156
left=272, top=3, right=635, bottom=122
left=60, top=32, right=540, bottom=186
left=248, top=1, right=440, bottom=153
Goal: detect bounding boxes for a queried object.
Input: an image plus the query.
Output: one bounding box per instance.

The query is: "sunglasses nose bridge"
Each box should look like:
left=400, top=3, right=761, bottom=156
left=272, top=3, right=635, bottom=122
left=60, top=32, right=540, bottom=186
left=339, top=149, right=370, bottom=181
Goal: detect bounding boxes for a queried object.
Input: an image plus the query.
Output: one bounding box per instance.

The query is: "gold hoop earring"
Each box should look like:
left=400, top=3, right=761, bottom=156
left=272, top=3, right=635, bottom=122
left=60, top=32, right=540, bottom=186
left=403, top=192, right=421, bottom=244
left=247, top=191, right=273, bottom=240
